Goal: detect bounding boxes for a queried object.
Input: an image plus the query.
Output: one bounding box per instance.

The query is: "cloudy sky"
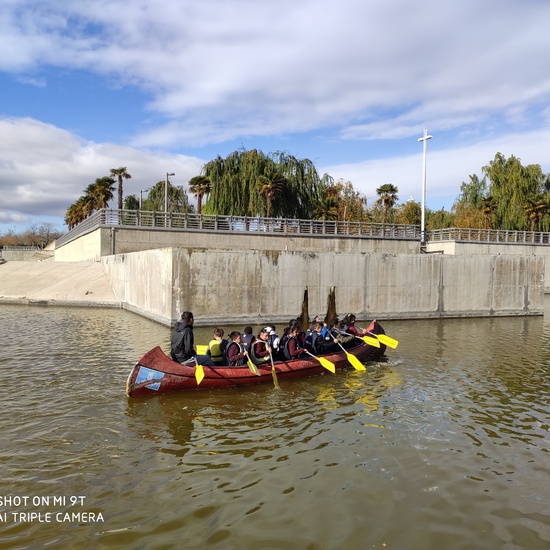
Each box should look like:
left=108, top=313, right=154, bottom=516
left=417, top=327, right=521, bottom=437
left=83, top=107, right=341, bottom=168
left=1, top=0, right=550, bottom=232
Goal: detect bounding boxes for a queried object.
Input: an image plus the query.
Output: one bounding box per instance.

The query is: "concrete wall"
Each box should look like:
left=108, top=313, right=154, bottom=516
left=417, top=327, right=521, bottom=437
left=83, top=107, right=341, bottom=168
left=102, top=248, right=544, bottom=326
left=426, top=240, right=550, bottom=292
left=103, top=248, right=173, bottom=325
left=1, top=249, right=53, bottom=261
left=55, top=226, right=420, bottom=262
left=55, top=228, right=109, bottom=262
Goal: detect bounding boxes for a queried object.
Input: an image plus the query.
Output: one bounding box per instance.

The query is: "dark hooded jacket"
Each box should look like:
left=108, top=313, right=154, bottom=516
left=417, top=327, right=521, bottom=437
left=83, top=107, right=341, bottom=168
left=170, top=321, right=195, bottom=363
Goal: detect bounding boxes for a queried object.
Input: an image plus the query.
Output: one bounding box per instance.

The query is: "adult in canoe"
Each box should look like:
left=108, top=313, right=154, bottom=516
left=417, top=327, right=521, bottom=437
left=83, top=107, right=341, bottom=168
left=170, top=311, right=214, bottom=366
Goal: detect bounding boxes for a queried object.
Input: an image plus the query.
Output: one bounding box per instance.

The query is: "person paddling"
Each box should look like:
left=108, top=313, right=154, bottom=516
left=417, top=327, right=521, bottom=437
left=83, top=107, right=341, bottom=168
left=283, top=326, right=308, bottom=360
left=225, top=331, right=249, bottom=366
left=251, top=328, right=272, bottom=365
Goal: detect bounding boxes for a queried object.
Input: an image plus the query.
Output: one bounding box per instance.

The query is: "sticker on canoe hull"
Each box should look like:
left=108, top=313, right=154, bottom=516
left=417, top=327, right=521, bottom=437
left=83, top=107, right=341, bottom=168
left=135, top=366, right=165, bottom=391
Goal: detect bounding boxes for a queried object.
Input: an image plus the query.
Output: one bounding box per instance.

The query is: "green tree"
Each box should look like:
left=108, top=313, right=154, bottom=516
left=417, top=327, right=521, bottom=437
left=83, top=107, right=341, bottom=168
left=480, top=196, right=496, bottom=229
left=336, top=180, right=369, bottom=221
left=257, top=171, right=286, bottom=218
left=452, top=174, right=488, bottom=229
left=202, top=149, right=325, bottom=219
left=110, top=167, right=132, bottom=211
left=83, top=177, right=116, bottom=212
left=314, top=184, right=340, bottom=221
left=523, top=194, right=548, bottom=231
left=188, top=175, right=212, bottom=215
left=482, top=152, right=545, bottom=230
left=427, top=207, right=455, bottom=229
left=454, top=174, right=488, bottom=210
left=394, top=199, right=421, bottom=225
left=375, top=183, right=399, bottom=223
left=144, top=181, right=193, bottom=213
left=124, top=194, right=140, bottom=210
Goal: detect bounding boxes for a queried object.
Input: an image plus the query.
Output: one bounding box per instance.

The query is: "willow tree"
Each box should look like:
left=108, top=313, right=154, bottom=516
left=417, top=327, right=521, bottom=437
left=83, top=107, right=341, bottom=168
left=269, top=152, right=326, bottom=219
left=145, top=180, right=193, bottom=213
left=482, top=153, right=546, bottom=230
left=201, top=149, right=325, bottom=219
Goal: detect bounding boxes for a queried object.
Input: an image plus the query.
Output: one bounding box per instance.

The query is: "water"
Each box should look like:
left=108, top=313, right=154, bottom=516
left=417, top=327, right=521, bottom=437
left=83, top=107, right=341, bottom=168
left=1, top=304, right=550, bottom=549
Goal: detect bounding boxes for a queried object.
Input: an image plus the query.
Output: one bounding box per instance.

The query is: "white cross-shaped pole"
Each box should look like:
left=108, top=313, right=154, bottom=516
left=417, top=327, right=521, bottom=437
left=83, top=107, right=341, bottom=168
left=418, top=128, right=433, bottom=244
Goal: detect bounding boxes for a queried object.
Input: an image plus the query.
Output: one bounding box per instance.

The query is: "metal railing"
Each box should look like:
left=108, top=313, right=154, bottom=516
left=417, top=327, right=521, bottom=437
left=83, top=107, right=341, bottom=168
left=1, top=245, right=41, bottom=250
left=429, top=228, right=550, bottom=245
left=55, top=209, right=421, bottom=248
left=55, top=209, right=550, bottom=249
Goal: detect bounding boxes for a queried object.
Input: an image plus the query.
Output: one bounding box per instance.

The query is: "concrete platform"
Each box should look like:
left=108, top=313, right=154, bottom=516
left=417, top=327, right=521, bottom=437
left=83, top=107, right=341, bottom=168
left=0, top=261, right=121, bottom=307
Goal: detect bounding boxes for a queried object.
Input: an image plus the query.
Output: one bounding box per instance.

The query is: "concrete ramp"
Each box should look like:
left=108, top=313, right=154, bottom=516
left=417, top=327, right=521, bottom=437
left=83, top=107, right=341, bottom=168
left=0, top=261, right=121, bottom=307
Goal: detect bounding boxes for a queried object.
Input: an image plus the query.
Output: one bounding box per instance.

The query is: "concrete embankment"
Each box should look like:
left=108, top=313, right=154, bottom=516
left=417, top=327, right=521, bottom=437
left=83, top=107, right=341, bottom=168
left=0, top=261, right=120, bottom=307
left=0, top=248, right=545, bottom=327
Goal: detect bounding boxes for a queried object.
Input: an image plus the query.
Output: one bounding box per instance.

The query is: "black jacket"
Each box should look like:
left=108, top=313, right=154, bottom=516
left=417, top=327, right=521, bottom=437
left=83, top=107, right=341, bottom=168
left=171, top=321, right=195, bottom=363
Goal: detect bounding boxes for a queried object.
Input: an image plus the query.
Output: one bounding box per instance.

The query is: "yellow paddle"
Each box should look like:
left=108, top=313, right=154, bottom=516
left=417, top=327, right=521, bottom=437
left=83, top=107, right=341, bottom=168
left=194, top=357, right=205, bottom=385
left=364, top=331, right=398, bottom=349
left=341, top=331, right=380, bottom=348
left=336, top=342, right=366, bottom=371
left=268, top=350, right=280, bottom=389
left=247, top=356, right=261, bottom=376
left=305, top=350, right=336, bottom=373
left=357, top=325, right=399, bottom=349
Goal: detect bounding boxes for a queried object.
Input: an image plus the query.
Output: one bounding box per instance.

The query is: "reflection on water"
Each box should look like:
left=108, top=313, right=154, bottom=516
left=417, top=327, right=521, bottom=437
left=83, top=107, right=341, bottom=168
left=2, top=304, right=550, bottom=549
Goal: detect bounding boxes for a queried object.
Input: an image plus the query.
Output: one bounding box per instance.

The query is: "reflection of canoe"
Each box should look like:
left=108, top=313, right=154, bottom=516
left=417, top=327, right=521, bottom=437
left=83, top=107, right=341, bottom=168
left=126, top=338, right=387, bottom=397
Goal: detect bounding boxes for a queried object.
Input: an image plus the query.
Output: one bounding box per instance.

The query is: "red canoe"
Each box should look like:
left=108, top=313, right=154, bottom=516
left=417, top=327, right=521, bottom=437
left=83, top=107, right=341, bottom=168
left=126, top=341, right=386, bottom=397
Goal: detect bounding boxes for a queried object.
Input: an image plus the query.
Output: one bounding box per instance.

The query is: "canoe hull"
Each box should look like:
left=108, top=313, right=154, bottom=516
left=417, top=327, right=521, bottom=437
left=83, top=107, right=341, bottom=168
left=126, top=341, right=386, bottom=397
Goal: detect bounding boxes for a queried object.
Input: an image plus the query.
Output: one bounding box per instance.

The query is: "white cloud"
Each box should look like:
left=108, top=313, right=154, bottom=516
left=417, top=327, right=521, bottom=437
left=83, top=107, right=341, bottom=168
left=0, top=118, right=204, bottom=228
left=322, top=128, right=550, bottom=211
left=3, top=1, right=550, bottom=147
left=2, top=1, right=550, bottom=230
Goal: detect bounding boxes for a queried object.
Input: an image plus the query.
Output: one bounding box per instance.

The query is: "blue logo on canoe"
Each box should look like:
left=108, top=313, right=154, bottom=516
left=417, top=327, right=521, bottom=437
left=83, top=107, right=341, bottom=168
left=136, top=366, right=164, bottom=391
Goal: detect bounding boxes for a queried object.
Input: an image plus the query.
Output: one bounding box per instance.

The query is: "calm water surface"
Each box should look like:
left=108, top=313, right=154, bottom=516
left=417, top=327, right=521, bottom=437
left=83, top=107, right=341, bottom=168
left=1, top=304, right=550, bottom=549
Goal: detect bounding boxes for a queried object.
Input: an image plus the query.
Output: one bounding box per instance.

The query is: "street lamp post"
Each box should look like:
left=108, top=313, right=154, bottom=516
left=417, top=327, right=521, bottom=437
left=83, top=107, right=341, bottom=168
left=139, top=188, right=150, bottom=209
left=418, top=128, right=433, bottom=245
left=165, top=172, right=175, bottom=213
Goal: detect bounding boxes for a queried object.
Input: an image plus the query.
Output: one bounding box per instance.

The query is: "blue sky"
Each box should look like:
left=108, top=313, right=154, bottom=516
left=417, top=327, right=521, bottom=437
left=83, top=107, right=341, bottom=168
left=1, top=0, right=550, bottom=233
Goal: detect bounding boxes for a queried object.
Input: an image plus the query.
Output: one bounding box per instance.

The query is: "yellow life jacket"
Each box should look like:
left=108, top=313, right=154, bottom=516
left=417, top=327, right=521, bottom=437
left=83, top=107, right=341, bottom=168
left=208, top=339, right=224, bottom=363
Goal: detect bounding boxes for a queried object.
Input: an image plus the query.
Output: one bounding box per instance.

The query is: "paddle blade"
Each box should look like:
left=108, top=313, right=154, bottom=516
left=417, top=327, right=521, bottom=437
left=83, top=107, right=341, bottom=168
left=346, top=351, right=366, bottom=372
left=195, top=363, right=205, bottom=385
left=268, top=351, right=280, bottom=389
left=247, top=358, right=261, bottom=376
left=271, top=365, right=280, bottom=389
left=317, top=356, right=336, bottom=374
left=361, top=335, right=380, bottom=348
left=376, top=334, right=398, bottom=349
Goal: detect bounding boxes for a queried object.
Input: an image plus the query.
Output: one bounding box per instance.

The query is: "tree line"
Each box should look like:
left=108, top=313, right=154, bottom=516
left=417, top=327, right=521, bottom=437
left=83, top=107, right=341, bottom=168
left=3, top=150, right=549, bottom=247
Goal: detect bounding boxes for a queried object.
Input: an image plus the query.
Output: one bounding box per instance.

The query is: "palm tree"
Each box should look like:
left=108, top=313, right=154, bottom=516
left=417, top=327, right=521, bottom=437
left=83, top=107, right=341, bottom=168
left=110, top=167, right=132, bottom=211
left=64, top=196, right=92, bottom=228
left=64, top=203, right=80, bottom=229
left=188, top=175, right=212, bottom=215
left=375, top=183, right=399, bottom=223
left=84, top=177, right=116, bottom=212
left=257, top=171, right=286, bottom=219
left=314, top=186, right=340, bottom=221
left=523, top=194, right=548, bottom=232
